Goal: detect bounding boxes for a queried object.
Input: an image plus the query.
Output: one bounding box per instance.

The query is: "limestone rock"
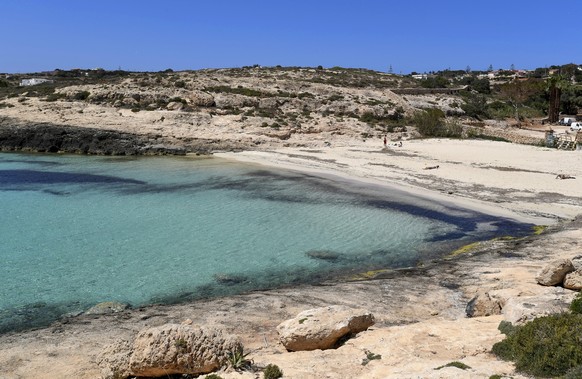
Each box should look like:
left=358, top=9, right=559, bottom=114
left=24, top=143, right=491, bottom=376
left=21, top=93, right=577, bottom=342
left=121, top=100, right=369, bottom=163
left=276, top=305, right=374, bottom=351
left=85, top=301, right=130, bottom=315
left=128, top=324, right=240, bottom=377
left=571, top=255, right=582, bottom=271
left=189, top=91, right=215, bottom=107
left=536, top=258, right=574, bottom=286
left=465, top=292, right=502, bottom=317
left=564, top=269, right=582, bottom=290
left=503, top=288, right=576, bottom=324
left=166, top=101, right=184, bottom=111
left=97, top=324, right=241, bottom=378
left=97, top=338, right=133, bottom=379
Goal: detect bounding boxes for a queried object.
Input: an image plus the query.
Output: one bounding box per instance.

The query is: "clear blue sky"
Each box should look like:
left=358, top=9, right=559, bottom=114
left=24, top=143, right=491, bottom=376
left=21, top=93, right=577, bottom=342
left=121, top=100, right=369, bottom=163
left=2, top=0, right=580, bottom=74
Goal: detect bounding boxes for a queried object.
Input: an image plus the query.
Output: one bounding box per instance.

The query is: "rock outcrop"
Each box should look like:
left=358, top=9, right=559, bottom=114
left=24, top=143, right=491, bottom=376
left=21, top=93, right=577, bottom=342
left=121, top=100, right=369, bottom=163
left=98, top=323, right=241, bottom=379
left=0, top=124, right=187, bottom=155
left=564, top=269, right=582, bottom=290
left=503, top=288, right=576, bottom=325
left=465, top=291, right=503, bottom=317
left=536, top=258, right=575, bottom=286
left=276, top=305, right=374, bottom=351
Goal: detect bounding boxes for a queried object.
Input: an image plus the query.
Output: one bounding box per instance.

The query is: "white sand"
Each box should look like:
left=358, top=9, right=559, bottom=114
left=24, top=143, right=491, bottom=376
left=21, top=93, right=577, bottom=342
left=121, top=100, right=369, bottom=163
left=216, top=138, right=582, bottom=223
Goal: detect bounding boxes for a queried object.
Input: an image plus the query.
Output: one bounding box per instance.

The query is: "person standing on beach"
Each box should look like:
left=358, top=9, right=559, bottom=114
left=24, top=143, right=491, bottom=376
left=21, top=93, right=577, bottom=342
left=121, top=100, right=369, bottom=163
left=383, top=135, right=387, bottom=147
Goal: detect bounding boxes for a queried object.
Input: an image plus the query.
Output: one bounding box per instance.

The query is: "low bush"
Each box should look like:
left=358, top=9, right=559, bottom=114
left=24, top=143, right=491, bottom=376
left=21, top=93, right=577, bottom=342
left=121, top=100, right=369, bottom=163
left=73, top=91, right=90, bottom=101
left=263, top=363, right=283, bottom=379
left=570, top=292, right=582, bottom=314
left=435, top=361, right=471, bottom=370
left=412, top=109, right=462, bottom=138
left=492, top=313, right=582, bottom=377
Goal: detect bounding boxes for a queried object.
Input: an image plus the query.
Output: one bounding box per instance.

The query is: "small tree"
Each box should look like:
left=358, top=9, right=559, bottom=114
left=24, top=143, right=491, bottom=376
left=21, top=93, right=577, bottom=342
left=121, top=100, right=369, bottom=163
left=547, top=75, right=566, bottom=123
left=497, top=79, right=542, bottom=126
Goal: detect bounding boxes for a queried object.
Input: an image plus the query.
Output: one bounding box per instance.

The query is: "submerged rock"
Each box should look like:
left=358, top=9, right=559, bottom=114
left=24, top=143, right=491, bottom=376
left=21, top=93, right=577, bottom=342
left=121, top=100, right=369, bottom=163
left=213, top=273, right=248, bottom=285
left=306, top=250, right=341, bottom=262
left=277, top=305, right=374, bottom=351
left=85, top=301, right=130, bottom=315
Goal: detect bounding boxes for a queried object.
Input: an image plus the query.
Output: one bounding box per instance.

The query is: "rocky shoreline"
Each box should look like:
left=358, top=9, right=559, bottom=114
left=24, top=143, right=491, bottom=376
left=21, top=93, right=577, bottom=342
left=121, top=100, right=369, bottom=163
left=0, top=121, right=252, bottom=156
left=1, top=216, right=581, bottom=378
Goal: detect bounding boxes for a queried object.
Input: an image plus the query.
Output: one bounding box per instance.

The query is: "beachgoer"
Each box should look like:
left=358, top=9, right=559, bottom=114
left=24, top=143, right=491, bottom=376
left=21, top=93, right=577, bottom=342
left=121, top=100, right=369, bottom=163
left=383, top=136, right=387, bottom=147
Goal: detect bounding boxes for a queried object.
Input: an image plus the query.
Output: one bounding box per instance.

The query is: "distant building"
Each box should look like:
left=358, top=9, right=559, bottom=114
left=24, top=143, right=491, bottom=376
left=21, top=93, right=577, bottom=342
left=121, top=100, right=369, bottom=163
left=20, top=78, right=53, bottom=86
left=411, top=74, right=427, bottom=80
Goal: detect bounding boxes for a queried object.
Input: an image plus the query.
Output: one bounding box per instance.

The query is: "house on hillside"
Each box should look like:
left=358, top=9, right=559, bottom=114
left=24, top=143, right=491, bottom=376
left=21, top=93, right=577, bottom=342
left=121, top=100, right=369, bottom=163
left=20, top=78, right=53, bottom=86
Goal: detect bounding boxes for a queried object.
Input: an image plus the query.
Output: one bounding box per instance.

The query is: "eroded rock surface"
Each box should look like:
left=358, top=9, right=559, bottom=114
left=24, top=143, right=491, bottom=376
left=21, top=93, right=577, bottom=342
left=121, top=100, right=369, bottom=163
left=98, top=324, right=241, bottom=378
left=536, top=258, right=574, bottom=286
left=465, top=291, right=503, bottom=317
left=503, top=288, right=576, bottom=324
left=564, top=269, right=582, bottom=290
left=276, top=305, right=374, bottom=351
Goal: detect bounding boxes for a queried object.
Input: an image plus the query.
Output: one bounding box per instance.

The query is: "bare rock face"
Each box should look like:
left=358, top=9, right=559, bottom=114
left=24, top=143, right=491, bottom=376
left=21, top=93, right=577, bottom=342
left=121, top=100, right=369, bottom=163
left=536, top=258, right=574, bottom=286
left=503, top=288, right=576, bottom=325
left=188, top=90, right=215, bottom=107
left=97, top=339, right=133, bottom=379
left=571, top=255, right=582, bottom=270
left=98, top=324, right=241, bottom=378
left=276, top=305, right=374, bottom=351
left=166, top=101, right=184, bottom=111
left=564, top=269, right=582, bottom=290
left=465, top=292, right=502, bottom=317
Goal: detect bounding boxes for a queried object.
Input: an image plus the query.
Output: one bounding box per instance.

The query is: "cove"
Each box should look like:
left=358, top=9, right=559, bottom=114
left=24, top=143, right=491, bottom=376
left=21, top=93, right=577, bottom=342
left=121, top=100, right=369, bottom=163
left=0, top=152, right=534, bottom=333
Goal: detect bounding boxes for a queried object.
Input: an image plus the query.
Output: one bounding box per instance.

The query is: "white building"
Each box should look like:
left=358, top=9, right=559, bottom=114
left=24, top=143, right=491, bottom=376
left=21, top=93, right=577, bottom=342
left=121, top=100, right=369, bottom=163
left=20, top=78, right=53, bottom=86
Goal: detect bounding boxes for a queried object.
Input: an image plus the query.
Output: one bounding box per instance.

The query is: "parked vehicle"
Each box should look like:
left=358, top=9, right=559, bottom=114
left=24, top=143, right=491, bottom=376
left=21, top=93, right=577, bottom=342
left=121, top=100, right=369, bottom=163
left=570, top=122, right=582, bottom=131
left=559, top=117, right=575, bottom=126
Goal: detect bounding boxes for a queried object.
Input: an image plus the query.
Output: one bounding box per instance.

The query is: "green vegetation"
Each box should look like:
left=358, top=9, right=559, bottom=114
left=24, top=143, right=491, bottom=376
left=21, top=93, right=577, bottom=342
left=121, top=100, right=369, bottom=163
left=492, top=313, right=582, bottom=377
left=435, top=361, right=471, bottom=370
left=174, top=338, right=187, bottom=350
left=73, top=90, right=90, bottom=101
left=227, top=345, right=253, bottom=371
left=570, top=291, right=582, bottom=314
left=447, top=241, right=481, bottom=258
left=412, top=108, right=462, bottom=138
left=263, top=364, right=283, bottom=379
left=531, top=225, right=547, bottom=235
left=361, top=350, right=382, bottom=366
left=205, top=374, right=224, bottom=379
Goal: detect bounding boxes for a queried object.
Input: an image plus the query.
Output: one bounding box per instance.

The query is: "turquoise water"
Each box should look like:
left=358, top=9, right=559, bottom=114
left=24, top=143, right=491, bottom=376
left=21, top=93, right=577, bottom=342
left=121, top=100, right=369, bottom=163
left=0, top=152, right=533, bottom=332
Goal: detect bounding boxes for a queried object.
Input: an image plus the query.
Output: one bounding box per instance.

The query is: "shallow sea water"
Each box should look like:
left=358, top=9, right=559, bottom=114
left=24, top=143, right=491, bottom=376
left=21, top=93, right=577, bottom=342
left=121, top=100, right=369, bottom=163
left=0, top=152, right=533, bottom=332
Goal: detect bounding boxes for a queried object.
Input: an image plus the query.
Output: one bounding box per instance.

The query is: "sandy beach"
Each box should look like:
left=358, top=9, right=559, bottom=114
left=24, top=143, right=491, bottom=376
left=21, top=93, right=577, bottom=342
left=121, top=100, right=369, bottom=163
left=1, top=133, right=581, bottom=379
left=217, top=137, right=582, bottom=223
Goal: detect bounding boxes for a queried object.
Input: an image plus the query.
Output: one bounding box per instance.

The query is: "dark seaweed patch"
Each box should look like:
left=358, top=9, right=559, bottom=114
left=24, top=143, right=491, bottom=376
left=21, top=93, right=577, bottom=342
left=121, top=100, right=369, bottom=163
left=0, top=169, right=145, bottom=186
